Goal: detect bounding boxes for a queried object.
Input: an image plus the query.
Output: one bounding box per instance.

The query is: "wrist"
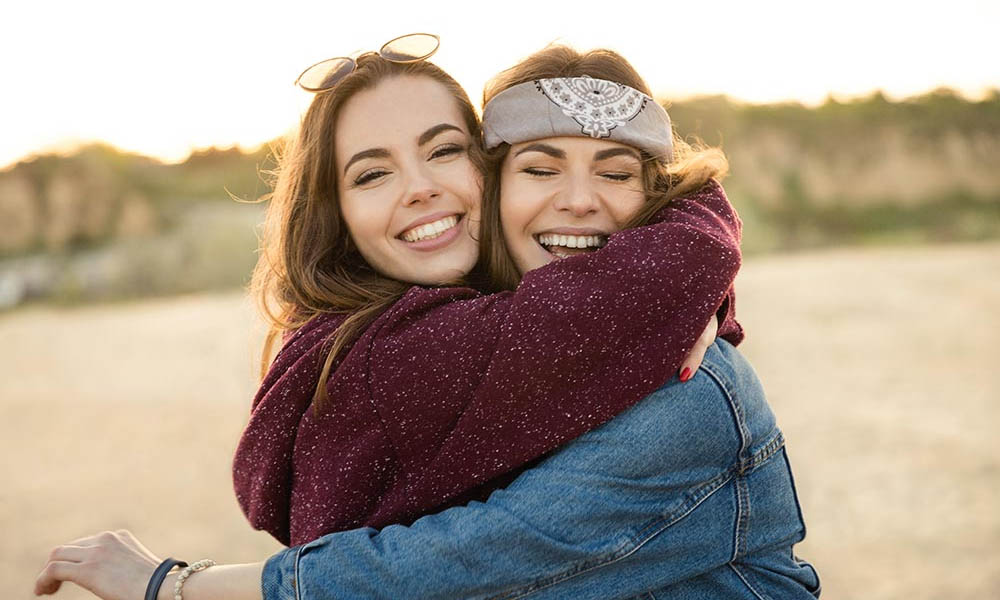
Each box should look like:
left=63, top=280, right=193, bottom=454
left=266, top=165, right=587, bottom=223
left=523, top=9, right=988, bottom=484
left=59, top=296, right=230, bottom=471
left=156, top=572, right=179, bottom=600
left=155, top=562, right=266, bottom=600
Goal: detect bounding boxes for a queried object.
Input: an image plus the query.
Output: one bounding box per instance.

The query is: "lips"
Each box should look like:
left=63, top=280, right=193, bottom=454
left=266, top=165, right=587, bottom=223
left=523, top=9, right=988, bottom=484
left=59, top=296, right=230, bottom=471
left=534, top=230, right=608, bottom=259
left=400, top=214, right=460, bottom=243
left=396, top=212, right=466, bottom=253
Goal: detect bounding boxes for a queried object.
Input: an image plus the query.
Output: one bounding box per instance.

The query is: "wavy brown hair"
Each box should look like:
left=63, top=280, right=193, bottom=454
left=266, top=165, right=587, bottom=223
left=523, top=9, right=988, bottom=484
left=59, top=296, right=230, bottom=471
left=251, top=54, right=482, bottom=407
left=478, top=46, right=729, bottom=291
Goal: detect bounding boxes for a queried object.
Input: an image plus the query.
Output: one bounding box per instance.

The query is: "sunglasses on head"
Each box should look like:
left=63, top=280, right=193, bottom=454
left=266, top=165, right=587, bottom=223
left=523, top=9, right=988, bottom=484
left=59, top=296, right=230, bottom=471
left=295, top=33, right=440, bottom=92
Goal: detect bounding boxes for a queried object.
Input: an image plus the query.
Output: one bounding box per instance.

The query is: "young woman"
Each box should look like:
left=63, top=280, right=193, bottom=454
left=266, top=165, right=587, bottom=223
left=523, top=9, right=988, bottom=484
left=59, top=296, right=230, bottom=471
left=35, top=41, right=817, bottom=599
left=229, top=43, right=740, bottom=548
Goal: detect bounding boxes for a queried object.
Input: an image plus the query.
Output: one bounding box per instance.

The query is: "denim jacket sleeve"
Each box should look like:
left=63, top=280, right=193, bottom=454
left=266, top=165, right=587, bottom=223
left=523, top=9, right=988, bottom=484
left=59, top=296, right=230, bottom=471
left=260, top=500, right=670, bottom=600
left=259, top=341, right=817, bottom=600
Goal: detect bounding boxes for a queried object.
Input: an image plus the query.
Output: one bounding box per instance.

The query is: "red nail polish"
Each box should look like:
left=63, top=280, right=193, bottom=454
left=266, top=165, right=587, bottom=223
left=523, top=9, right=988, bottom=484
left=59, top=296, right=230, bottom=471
left=680, top=367, right=692, bottom=382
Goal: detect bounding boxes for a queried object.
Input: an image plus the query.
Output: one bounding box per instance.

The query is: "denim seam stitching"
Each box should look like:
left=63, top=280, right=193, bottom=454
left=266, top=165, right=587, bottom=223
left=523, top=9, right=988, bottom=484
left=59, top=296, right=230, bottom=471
left=633, top=466, right=733, bottom=541
left=699, top=360, right=751, bottom=471
left=495, top=352, right=786, bottom=600
left=489, top=470, right=736, bottom=600
left=701, top=357, right=785, bottom=475
left=747, top=431, right=785, bottom=471
left=732, top=474, right=751, bottom=561
left=292, top=543, right=304, bottom=600
left=728, top=562, right=769, bottom=600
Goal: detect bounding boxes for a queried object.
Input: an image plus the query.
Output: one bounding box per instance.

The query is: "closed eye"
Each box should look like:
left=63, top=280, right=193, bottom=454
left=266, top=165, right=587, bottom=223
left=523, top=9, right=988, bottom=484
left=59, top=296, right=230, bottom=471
left=523, top=167, right=558, bottom=177
left=430, top=144, right=465, bottom=160
left=354, top=168, right=390, bottom=186
left=601, top=172, right=635, bottom=182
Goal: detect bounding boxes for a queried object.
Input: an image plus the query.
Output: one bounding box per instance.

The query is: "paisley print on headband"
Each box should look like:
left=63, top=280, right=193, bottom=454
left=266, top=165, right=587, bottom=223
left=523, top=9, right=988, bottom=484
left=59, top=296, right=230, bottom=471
left=536, top=75, right=650, bottom=139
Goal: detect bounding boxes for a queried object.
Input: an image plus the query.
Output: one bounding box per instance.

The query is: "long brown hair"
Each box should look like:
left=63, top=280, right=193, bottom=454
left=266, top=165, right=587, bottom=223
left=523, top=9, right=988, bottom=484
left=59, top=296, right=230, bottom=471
left=251, top=54, right=482, bottom=407
left=478, top=46, right=729, bottom=291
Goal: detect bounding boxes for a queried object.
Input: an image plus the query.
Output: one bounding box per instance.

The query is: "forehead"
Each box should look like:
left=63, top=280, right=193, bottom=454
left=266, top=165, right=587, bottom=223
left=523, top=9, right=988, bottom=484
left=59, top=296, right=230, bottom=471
left=509, top=136, right=640, bottom=157
left=335, top=75, right=467, bottom=156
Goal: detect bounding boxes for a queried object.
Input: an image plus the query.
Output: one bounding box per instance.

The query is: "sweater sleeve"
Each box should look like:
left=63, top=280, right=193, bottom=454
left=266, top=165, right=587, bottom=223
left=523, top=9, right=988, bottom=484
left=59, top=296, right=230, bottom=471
left=666, top=181, right=744, bottom=346
left=365, top=180, right=743, bottom=527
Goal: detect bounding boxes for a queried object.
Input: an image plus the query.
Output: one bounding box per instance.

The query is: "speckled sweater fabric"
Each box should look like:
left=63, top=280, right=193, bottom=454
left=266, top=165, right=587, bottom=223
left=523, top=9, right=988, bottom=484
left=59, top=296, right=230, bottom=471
left=233, top=180, right=745, bottom=547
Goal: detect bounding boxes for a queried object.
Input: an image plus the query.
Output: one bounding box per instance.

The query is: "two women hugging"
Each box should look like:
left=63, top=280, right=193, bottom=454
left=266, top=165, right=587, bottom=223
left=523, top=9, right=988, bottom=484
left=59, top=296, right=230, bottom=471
left=36, top=36, right=820, bottom=600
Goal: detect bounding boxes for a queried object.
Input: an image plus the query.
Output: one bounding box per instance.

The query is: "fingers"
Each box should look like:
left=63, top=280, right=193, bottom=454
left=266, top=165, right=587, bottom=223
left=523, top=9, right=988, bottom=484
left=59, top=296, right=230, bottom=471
left=678, top=342, right=708, bottom=382
left=63, top=529, right=119, bottom=547
left=37, top=529, right=161, bottom=599
left=65, top=529, right=132, bottom=549
left=36, top=530, right=136, bottom=596
left=678, top=317, right=719, bottom=382
left=48, top=544, right=90, bottom=564
left=34, top=560, right=79, bottom=596
left=36, top=543, right=93, bottom=596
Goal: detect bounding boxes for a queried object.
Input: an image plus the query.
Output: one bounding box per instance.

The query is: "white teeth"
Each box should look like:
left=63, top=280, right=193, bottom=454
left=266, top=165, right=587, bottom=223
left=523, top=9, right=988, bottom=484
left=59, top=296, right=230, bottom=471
left=537, top=233, right=607, bottom=249
left=402, top=215, right=459, bottom=242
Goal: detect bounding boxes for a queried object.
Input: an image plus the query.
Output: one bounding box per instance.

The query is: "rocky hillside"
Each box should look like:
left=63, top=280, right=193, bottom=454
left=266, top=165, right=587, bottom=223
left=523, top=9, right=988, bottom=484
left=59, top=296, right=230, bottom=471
left=1, top=88, right=997, bottom=306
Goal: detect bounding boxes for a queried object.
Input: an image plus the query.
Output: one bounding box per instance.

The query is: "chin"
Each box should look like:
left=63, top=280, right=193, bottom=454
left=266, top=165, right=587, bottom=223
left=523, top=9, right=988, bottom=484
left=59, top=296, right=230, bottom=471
left=421, top=259, right=478, bottom=286
left=518, top=258, right=549, bottom=275
left=524, top=248, right=556, bottom=273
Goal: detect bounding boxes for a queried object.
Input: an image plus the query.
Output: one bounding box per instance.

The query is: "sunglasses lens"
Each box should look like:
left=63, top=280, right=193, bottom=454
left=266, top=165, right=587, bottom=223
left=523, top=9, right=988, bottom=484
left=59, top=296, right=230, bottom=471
left=380, top=33, right=439, bottom=62
left=296, top=57, right=356, bottom=91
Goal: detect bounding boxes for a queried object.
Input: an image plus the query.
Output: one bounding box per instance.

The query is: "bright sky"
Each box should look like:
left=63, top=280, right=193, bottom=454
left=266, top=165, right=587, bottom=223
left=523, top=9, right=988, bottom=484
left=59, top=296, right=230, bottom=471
left=3, top=0, right=997, bottom=169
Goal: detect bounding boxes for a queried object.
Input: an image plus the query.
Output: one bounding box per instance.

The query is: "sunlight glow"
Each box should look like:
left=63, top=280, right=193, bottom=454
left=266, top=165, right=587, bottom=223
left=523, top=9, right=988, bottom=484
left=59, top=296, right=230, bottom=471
left=3, top=0, right=997, bottom=168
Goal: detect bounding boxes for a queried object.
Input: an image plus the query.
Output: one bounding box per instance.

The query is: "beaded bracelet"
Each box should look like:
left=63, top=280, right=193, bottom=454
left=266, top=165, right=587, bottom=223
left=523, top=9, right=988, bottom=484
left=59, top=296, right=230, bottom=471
left=145, top=559, right=188, bottom=600
left=172, top=559, right=217, bottom=600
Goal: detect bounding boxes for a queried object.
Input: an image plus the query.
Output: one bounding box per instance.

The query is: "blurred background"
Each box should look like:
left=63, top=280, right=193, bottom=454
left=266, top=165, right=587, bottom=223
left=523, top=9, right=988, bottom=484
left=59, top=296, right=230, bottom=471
left=2, top=1, right=998, bottom=598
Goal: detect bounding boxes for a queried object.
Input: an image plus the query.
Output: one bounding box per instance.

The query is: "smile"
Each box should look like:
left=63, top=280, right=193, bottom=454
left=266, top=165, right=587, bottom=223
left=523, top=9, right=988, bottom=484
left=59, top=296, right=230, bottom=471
left=535, top=232, right=607, bottom=259
left=401, top=215, right=460, bottom=243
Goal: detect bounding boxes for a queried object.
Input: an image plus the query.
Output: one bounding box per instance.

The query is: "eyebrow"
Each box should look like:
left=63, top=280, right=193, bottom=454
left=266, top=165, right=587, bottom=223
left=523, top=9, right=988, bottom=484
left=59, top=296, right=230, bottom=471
left=513, top=143, right=566, bottom=159
left=342, top=148, right=390, bottom=176
left=418, top=123, right=463, bottom=146
left=342, top=123, right=464, bottom=176
left=593, top=147, right=642, bottom=162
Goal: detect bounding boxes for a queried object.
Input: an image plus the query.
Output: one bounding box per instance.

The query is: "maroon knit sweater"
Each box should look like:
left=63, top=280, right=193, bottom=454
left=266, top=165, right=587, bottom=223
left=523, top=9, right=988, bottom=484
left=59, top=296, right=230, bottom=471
left=233, top=180, right=744, bottom=547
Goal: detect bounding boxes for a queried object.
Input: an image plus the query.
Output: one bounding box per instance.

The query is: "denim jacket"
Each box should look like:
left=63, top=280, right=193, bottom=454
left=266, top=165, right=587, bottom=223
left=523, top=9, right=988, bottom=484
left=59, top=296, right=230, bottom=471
left=262, top=340, right=820, bottom=599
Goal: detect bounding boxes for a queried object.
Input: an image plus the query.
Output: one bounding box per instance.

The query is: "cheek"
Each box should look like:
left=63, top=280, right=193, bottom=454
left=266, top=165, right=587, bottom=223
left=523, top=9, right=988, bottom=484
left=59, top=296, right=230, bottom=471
left=499, top=179, right=543, bottom=235
left=460, top=165, right=484, bottom=216
left=339, top=193, right=388, bottom=251
left=611, top=190, right=646, bottom=226
left=499, top=192, right=527, bottom=239
left=337, top=195, right=363, bottom=236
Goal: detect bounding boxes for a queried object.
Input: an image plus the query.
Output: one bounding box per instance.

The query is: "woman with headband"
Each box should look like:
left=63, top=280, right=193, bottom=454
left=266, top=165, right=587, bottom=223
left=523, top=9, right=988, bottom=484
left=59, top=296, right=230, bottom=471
left=230, top=38, right=740, bottom=550
left=35, top=42, right=818, bottom=599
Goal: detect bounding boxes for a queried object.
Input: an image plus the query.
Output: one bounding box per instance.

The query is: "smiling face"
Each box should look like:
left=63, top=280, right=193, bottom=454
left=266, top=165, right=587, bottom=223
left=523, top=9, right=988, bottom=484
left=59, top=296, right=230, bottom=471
left=335, top=75, right=482, bottom=285
left=499, top=136, right=646, bottom=275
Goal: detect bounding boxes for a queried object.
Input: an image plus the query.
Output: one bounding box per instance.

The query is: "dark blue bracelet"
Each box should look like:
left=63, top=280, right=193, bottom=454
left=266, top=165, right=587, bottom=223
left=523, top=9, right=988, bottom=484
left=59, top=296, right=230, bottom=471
left=145, top=558, right=188, bottom=600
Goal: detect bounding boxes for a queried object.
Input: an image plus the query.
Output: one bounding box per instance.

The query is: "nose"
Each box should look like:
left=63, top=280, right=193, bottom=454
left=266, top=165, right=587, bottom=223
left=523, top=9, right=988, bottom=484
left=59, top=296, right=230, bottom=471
left=401, top=163, right=441, bottom=206
left=552, top=172, right=599, bottom=217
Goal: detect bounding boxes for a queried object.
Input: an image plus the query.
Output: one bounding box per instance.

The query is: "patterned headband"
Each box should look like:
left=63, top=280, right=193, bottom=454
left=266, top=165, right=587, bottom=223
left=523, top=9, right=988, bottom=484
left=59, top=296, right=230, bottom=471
left=482, top=76, right=673, bottom=160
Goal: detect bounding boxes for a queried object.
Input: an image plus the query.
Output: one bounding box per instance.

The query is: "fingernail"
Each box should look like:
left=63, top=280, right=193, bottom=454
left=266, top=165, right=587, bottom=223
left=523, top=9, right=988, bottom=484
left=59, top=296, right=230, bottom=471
left=679, top=367, right=692, bottom=382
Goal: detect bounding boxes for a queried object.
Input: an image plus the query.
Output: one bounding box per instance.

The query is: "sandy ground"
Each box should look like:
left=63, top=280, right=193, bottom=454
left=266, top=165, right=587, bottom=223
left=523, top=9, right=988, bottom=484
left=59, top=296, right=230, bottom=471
left=2, top=242, right=998, bottom=599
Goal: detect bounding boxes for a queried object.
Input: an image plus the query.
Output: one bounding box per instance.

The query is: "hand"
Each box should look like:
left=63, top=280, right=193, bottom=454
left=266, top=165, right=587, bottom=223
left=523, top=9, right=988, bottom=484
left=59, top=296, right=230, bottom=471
left=35, top=529, right=161, bottom=600
left=678, top=316, right=718, bottom=382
